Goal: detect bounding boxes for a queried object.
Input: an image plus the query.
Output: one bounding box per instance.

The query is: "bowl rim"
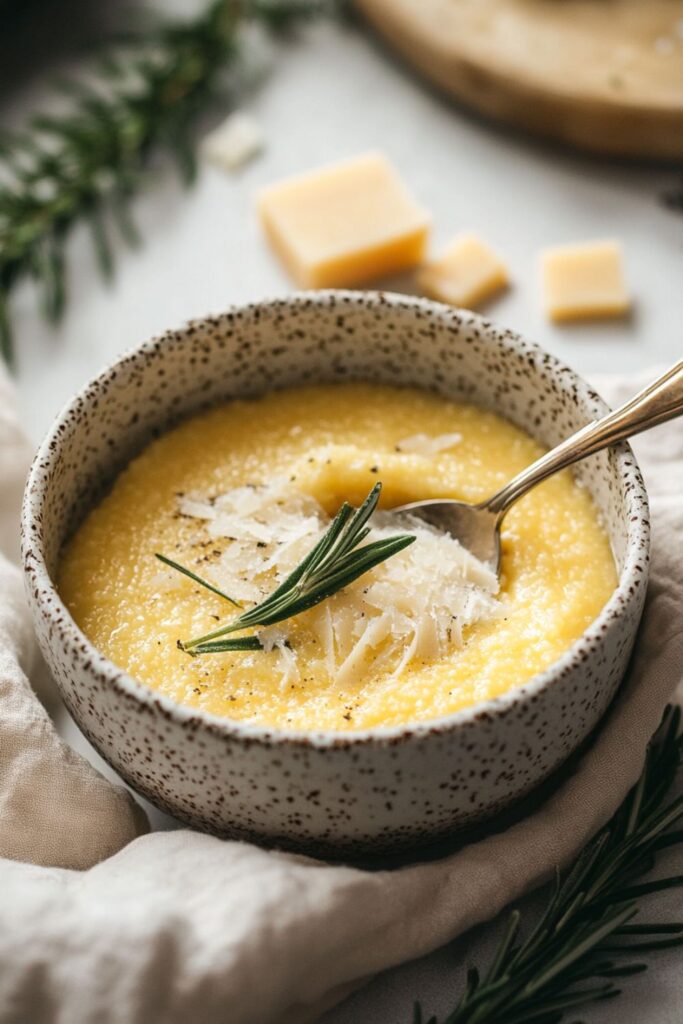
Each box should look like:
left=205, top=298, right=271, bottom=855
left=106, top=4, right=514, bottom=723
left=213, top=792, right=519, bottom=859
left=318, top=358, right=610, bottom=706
left=21, top=290, right=650, bottom=750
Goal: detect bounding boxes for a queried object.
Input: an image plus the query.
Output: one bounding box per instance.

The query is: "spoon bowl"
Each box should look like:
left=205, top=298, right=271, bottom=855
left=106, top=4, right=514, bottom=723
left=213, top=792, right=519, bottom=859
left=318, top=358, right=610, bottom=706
left=394, top=499, right=501, bottom=569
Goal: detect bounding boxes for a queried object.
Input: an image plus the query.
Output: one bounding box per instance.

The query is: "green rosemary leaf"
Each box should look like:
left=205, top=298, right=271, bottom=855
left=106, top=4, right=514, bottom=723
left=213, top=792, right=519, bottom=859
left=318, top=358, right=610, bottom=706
left=163, top=483, right=415, bottom=654
left=504, top=985, right=619, bottom=1023
left=98, top=54, right=128, bottom=81
left=0, top=292, right=11, bottom=367
left=181, top=620, right=245, bottom=651
left=301, top=534, right=415, bottom=599
left=505, top=871, right=562, bottom=974
left=0, top=130, right=18, bottom=157
left=624, top=754, right=649, bottom=836
left=418, top=706, right=683, bottom=1024
left=31, top=113, right=85, bottom=147
left=651, top=829, right=683, bottom=853
left=522, top=906, right=638, bottom=996
left=553, top=891, right=588, bottom=935
left=582, top=796, right=683, bottom=903
left=190, top=636, right=264, bottom=653
left=248, top=0, right=331, bottom=29
left=166, top=120, right=198, bottom=185
left=615, top=922, right=683, bottom=936
left=592, top=873, right=683, bottom=906
left=155, top=552, right=242, bottom=608
left=598, top=936, right=683, bottom=954
left=36, top=241, right=66, bottom=324
left=593, top=963, right=647, bottom=979
left=662, top=704, right=681, bottom=752
left=88, top=208, right=114, bottom=281
left=464, top=966, right=480, bottom=1003
left=483, top=909, right=521, bottom=985
left=331, top=479, right=382, bottom=557
left=110, top=187, right=141, bottom=247
left=630, top=795, right=683, bottom=849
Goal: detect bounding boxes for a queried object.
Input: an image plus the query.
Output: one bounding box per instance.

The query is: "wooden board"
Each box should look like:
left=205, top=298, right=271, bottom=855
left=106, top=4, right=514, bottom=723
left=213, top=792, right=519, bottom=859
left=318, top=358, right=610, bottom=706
left=355, top=0, right=683, bottom=160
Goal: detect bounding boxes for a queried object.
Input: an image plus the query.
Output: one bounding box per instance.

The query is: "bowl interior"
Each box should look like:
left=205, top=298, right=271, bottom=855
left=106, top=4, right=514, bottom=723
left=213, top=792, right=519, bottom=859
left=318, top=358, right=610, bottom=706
left=24, top=291, right=648, bottom=721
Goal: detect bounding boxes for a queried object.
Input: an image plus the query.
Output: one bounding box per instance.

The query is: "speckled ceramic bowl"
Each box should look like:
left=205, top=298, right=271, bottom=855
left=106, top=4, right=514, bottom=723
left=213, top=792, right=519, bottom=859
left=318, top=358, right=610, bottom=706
left=22, top=291, right=649, bottom=856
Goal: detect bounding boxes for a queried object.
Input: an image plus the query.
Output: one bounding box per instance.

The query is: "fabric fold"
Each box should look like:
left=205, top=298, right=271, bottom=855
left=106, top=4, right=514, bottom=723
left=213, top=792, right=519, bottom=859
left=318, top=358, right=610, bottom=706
left=0, top=367, right=148, bottom=871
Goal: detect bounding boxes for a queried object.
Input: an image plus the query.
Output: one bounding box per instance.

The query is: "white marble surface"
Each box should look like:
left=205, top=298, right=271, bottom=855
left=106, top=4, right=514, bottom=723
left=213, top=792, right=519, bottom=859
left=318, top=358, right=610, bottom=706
left=5, top=10, right=683, bottom=1024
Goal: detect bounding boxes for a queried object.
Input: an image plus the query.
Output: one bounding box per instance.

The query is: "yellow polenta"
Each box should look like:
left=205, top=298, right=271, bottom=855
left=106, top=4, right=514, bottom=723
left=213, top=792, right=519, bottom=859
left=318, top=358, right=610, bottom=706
left=59, top=383, right=617, bottom=731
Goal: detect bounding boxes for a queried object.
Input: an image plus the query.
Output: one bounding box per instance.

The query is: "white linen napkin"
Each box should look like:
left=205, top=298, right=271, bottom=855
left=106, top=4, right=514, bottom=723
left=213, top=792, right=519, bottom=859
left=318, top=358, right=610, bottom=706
left=0, top=368, right=681, bottom=1024
left=0, top=372, right=147, bottom=871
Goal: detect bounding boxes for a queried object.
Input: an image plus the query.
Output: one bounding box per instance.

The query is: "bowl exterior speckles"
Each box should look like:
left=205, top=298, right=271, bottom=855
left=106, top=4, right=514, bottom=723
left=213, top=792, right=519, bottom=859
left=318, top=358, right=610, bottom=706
left=21, top=292, right=650, bottom=856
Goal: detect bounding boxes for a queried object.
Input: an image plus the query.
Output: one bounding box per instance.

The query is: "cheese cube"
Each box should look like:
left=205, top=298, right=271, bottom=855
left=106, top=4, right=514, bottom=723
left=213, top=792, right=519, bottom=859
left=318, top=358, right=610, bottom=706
left=257, top=152, right=430, bottom=289
left=541, top=240, right=630, bottom=322
left=418, top=234, right=509, bottom=309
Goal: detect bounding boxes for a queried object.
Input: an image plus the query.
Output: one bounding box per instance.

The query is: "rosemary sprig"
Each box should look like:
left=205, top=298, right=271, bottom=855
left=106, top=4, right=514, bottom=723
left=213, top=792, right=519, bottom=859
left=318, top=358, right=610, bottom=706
left=417, top=705, right=683, bottom=1024
left=157, top=482, right=415, bottom=654
left=0, top=0, right=333, bottom=365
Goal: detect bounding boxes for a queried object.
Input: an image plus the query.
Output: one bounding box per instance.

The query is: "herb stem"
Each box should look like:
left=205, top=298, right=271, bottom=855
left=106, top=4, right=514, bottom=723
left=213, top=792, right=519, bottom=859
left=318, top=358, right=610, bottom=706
left=419, top=705, right=683, bottom=1024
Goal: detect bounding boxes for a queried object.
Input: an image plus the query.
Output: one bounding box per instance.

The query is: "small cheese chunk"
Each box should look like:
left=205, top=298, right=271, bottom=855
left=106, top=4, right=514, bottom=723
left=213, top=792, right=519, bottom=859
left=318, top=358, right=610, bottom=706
left=541, top=240, right=630, bottom=322
left=201, top=112, right=263, bottom=172
left=418, top=234, right=509, bottom=309
left=257, top=152, right=431, bottom=288
left=395, top=432, right=462, bottom=454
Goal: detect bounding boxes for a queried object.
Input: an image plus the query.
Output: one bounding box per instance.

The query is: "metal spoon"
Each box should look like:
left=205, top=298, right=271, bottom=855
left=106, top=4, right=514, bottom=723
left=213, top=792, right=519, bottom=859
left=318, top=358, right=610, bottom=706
left=394, top=359, right=683, bottom=572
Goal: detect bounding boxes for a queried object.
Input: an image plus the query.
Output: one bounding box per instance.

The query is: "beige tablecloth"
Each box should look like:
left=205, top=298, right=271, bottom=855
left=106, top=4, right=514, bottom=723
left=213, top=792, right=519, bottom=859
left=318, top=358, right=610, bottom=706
left=0, top=368, right=681, bottom=1024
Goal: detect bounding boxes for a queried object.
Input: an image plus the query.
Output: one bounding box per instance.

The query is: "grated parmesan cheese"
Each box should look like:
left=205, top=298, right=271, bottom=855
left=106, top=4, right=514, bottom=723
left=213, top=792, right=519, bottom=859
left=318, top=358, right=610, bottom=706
left=176, top=480, right=501, bottom=686
left=395, top=432, right=462, bottom=454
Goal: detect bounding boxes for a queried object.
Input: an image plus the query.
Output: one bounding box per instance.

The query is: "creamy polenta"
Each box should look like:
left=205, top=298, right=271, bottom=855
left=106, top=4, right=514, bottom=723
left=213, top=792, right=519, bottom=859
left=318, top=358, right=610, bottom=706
left=59, top=384, right=617, bottom=731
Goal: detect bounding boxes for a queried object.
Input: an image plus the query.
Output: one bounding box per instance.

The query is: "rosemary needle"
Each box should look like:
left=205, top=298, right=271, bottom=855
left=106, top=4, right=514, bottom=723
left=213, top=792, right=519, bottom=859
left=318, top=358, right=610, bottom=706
left=156, top=553, right=242, bottom=608
left=417, top=705, right=683, bottom=1024
left=157, top=482, right=415, bottom=655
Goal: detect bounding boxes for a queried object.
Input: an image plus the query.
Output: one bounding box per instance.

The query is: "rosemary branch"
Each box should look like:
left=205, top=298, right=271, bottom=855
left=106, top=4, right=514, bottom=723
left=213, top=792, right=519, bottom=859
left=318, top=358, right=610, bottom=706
left=0, top=0, right=333, bottom=364
left=157, top=482, right=415, bottom=654
left=417, top=705, right=683, bottom=1024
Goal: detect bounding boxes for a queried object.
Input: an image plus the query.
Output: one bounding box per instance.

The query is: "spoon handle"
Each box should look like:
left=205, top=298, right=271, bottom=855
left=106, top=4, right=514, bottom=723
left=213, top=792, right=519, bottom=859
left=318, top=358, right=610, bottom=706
left=484, top=359, right=683, bottom=518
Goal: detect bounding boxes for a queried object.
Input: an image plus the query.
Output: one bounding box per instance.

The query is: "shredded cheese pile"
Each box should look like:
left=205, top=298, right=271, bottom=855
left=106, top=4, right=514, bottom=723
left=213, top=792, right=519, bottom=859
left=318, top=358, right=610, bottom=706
left=176, top=477, right=501, bottom=685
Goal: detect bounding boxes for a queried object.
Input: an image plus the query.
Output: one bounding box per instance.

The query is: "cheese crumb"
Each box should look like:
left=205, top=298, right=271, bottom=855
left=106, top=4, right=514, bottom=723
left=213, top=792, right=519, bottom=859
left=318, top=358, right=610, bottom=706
left=396, top=432, right=462, bottom=454
left=541, top=240, right=630, bottom=322
left=201, top=112, right=264, bottom=172
left=418, top=234, right=509, bottom=310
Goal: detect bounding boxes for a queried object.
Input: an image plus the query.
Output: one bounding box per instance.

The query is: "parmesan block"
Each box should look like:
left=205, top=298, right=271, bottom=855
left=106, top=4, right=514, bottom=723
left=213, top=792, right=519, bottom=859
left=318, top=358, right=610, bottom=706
left=201, top=112, right=263, bottom=172
left=418, top=234, right=509, bottom=309
left=257, top=152, right=431, bottom=288
left=541, top=240, right=630, bottom=322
